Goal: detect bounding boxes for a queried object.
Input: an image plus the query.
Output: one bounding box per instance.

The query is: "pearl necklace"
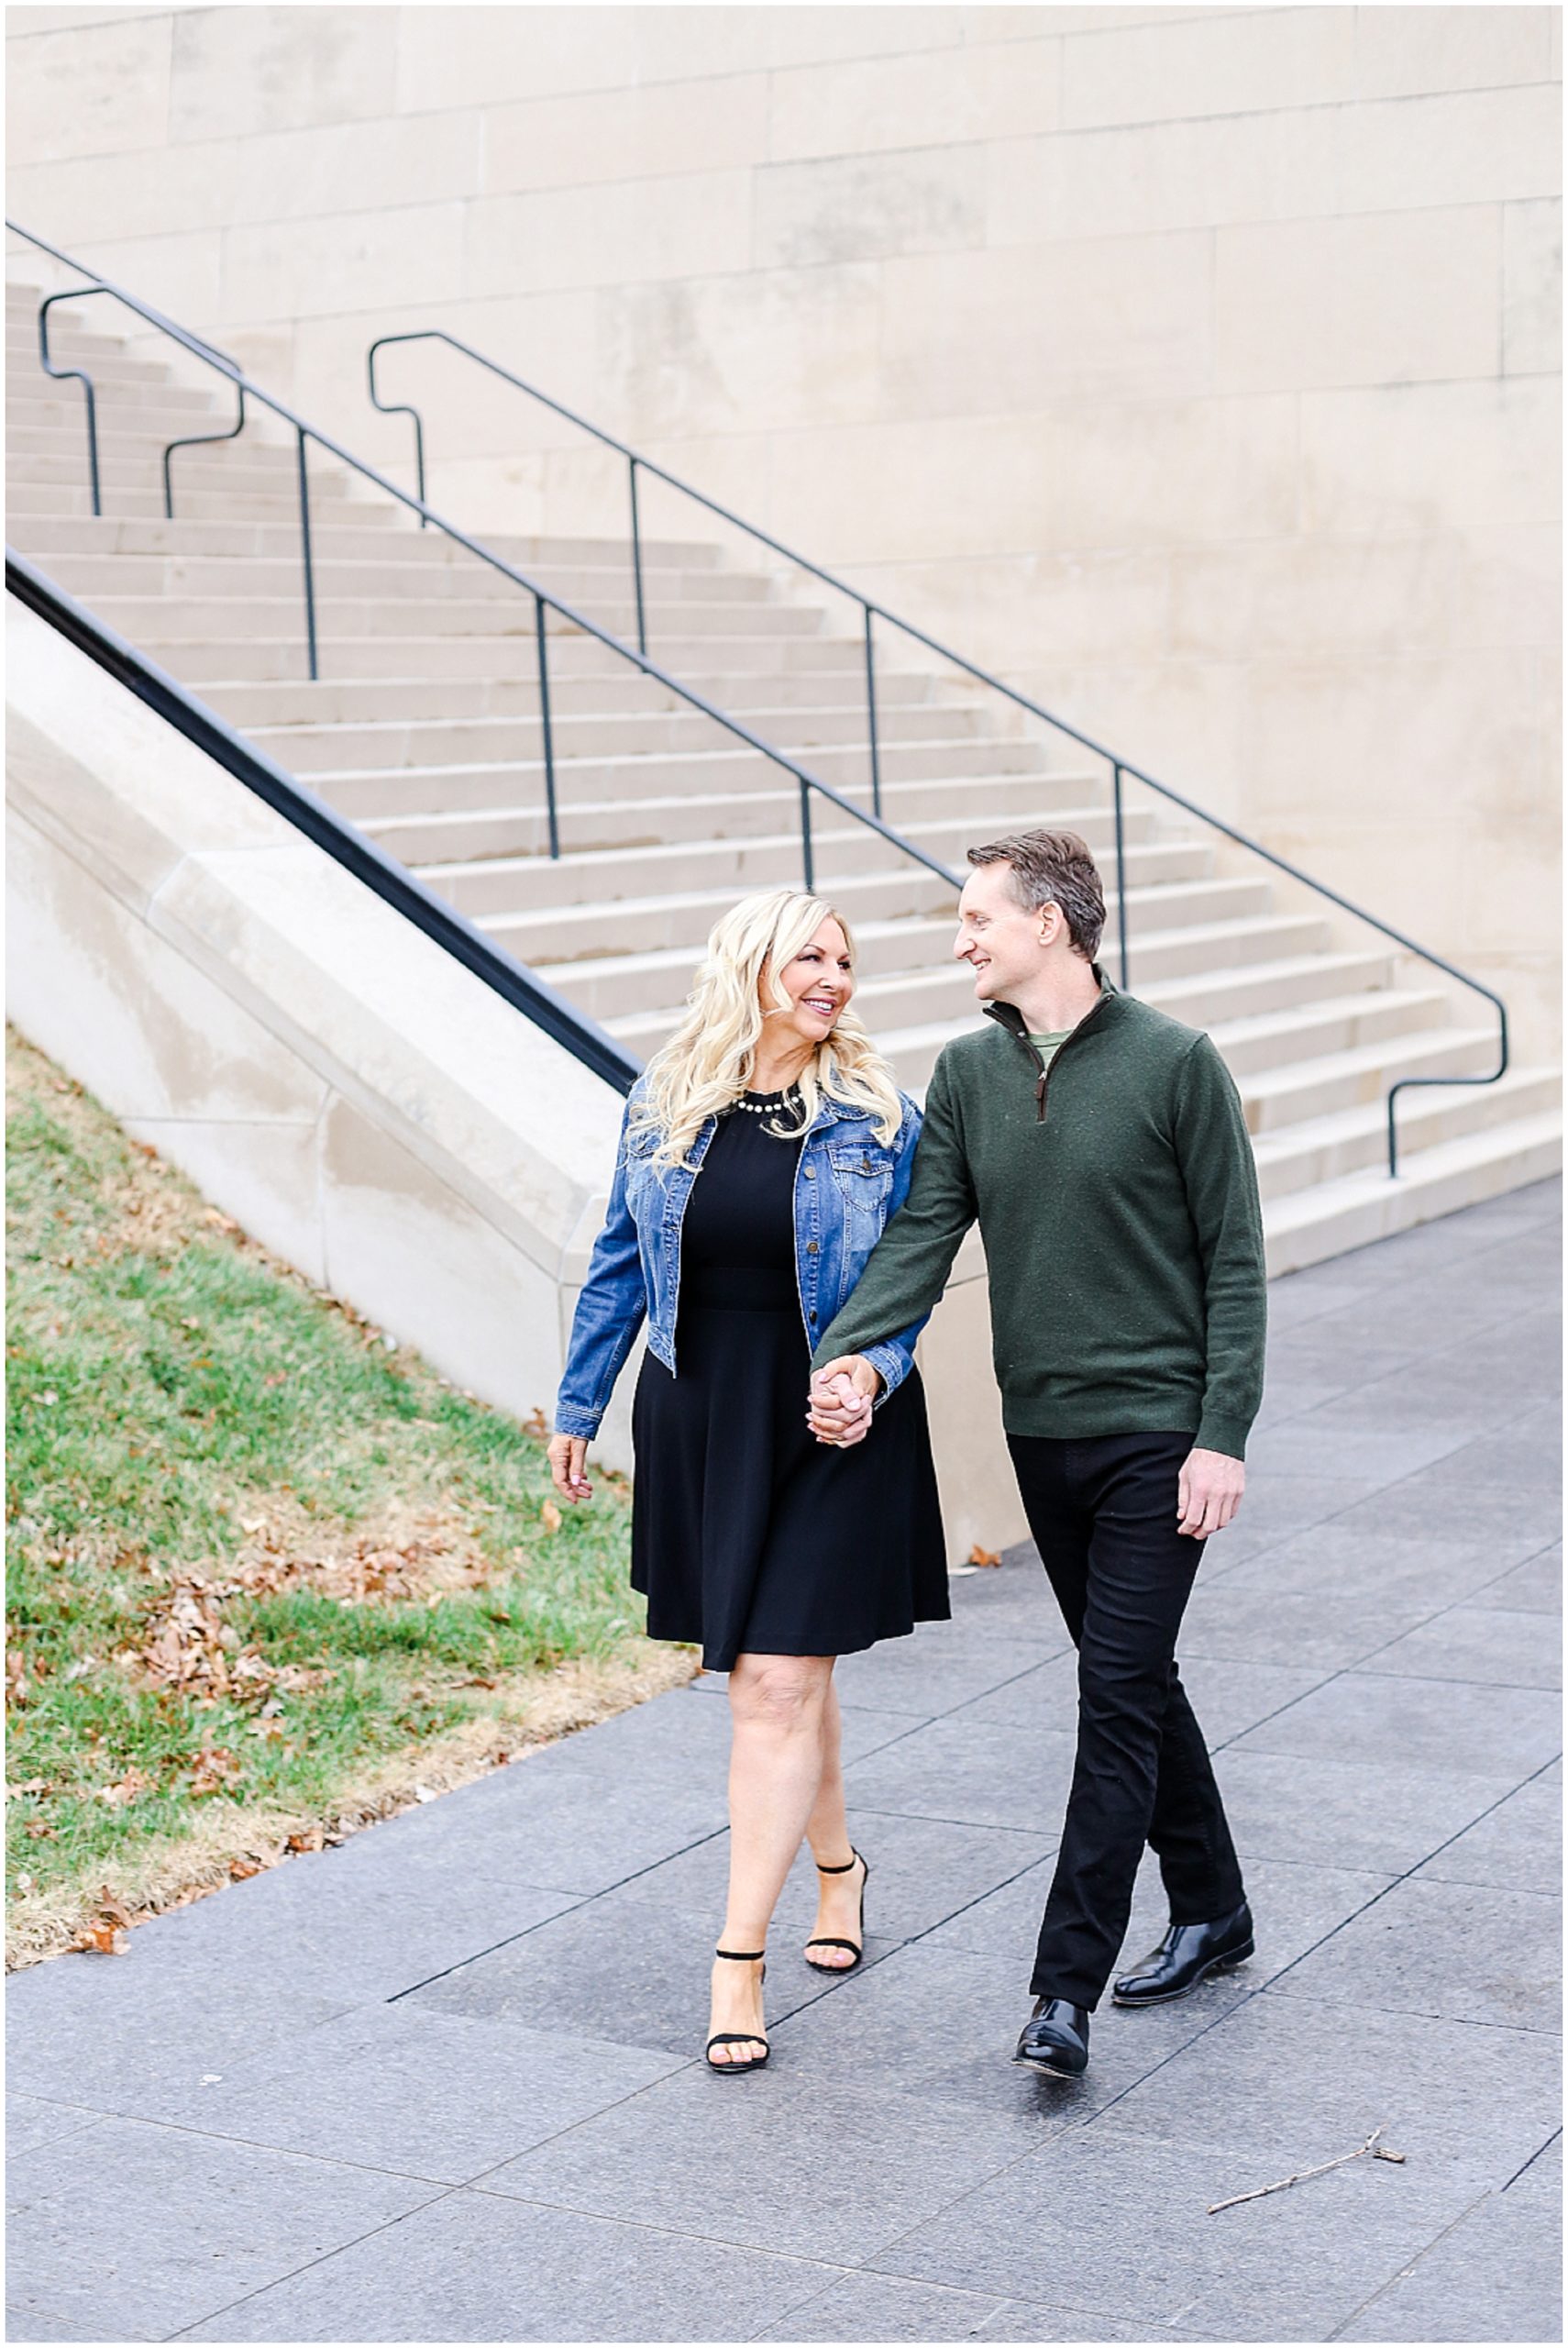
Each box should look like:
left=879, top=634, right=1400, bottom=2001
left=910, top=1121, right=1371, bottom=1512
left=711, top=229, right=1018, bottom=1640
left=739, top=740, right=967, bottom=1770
left=732, top=1083, right=803, bottom=1135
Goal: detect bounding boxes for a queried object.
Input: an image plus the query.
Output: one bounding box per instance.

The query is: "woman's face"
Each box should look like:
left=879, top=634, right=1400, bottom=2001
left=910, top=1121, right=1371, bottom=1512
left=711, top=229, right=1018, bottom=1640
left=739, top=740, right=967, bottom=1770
left=762, top=916, right=854, bottom=1047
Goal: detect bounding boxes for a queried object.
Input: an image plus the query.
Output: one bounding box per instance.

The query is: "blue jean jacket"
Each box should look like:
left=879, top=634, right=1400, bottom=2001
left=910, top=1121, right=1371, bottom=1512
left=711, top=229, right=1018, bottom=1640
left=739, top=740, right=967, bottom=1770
left=553, top=1083, right=929, bottom=1440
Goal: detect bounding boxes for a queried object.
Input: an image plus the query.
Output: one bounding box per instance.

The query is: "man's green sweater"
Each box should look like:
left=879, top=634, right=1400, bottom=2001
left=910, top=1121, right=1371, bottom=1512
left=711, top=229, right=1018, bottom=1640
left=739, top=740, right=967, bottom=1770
left=812, top=975, right=1266, bottom=1458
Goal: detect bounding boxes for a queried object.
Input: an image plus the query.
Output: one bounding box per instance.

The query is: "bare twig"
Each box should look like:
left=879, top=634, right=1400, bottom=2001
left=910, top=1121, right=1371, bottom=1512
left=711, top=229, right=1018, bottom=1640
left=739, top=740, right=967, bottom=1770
left=1208, top=2125, right=1407, bottom=2214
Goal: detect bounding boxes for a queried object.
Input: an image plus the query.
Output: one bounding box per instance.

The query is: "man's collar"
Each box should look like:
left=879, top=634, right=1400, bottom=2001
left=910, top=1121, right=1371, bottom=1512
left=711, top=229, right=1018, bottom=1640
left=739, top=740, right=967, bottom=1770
left=983, top=964, right=1115, bottom=1038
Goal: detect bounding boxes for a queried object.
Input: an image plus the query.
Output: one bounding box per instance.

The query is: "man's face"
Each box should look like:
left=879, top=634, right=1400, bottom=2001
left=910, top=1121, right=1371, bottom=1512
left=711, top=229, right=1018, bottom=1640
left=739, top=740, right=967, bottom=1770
left=954, top=861, right=1051, bottom=1001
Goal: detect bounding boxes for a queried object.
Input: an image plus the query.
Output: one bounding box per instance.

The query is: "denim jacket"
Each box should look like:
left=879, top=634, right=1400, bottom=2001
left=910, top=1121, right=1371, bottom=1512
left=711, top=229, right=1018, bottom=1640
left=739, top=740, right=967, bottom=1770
left=553, top=1081, right=929, bottom=1440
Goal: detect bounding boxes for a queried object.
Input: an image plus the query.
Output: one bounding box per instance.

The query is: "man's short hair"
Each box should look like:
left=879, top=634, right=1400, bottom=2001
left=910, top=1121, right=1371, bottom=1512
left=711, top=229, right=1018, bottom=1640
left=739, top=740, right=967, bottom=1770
left=966, top=829, right=1106, bottom=961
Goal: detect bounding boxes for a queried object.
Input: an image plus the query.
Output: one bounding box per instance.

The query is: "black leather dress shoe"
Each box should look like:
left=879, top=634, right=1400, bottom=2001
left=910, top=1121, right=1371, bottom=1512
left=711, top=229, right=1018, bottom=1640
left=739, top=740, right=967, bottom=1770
left=1012, top=1997, right=1090, bottom=2076
left=1111, top=1900, right=1254, bottom=2007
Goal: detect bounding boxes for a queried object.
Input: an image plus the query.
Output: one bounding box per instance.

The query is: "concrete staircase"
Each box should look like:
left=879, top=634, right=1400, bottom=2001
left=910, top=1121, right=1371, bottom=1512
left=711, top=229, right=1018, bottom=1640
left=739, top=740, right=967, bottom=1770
left=8, top=282, right=1560, bottom=1272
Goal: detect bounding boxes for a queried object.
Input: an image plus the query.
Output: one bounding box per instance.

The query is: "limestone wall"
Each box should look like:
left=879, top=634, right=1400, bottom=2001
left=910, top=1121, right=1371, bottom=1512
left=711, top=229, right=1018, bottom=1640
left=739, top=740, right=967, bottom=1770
left=5, top=597, right=1025, bottom=1561
left=6, top=3, right=1561, bottom=1054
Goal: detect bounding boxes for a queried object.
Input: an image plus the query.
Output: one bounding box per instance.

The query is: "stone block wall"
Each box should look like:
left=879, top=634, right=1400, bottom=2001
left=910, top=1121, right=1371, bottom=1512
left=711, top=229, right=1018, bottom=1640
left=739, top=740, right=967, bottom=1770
left=6, top=4, right=1561, bottom=1052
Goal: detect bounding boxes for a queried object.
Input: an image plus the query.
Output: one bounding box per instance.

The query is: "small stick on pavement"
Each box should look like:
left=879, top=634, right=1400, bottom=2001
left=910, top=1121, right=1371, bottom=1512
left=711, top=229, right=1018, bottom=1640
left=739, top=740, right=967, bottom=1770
left=1208, top=2125, right=1407, bottom=2215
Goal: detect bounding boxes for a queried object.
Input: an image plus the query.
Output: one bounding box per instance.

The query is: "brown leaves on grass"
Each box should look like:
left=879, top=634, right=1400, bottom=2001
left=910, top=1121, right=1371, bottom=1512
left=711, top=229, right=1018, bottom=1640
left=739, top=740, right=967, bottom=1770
left=187, top=1745, right=242, bottom=1798
left=131, top=1568, right=328, bottom=1708
left=70, top=1891, right=133, bottom=1955
left=229, top=1495, right=498, bottom=1607
left=94, top=1766, right=152, bottom=1808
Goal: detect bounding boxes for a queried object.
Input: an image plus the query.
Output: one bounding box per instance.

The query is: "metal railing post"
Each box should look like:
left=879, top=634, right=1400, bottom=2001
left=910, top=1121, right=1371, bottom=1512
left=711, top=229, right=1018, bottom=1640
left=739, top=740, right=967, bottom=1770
left=366, top=337, right=428, bottom=526
left=1111, top=763, right=1130, bottom=989
left=294, top=426, right=318, bottom=682
left=800, top=777, right=815, bottom=894
left=39, top=293, right=102, bottom=516
left=628, top=456, right=647, bottom=657
left=864, top=605, right=882, bottom=819
left=536, top=595, right=560, bottom=859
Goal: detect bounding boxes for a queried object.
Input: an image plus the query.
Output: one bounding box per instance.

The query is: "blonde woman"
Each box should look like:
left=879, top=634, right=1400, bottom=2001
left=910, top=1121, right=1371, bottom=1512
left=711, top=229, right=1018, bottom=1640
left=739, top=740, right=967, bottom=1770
left=548, top=887, right=947, bottom=2074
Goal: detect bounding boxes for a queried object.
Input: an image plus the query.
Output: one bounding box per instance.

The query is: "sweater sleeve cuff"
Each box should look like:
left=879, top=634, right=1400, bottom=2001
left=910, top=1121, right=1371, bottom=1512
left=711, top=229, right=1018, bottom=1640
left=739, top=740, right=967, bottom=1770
left=1194, top=1414, right=1249, bottom=1461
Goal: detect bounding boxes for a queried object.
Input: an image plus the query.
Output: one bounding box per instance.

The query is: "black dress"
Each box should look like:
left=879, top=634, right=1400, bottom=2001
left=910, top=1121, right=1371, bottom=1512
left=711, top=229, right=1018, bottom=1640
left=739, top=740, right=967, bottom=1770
left=630, top=1087, right=949, bottom=1671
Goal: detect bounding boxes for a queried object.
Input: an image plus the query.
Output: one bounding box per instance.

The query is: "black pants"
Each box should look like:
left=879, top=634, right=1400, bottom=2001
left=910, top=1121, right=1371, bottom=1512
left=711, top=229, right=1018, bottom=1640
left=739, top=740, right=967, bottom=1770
left=1009, top=1430, right=1247, bottom=2010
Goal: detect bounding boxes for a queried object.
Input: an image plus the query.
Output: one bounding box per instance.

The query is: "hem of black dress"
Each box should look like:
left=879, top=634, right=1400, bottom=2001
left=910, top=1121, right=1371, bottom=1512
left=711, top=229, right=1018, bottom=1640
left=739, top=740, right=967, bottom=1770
left=641, top=1607, right=952, bottom=1676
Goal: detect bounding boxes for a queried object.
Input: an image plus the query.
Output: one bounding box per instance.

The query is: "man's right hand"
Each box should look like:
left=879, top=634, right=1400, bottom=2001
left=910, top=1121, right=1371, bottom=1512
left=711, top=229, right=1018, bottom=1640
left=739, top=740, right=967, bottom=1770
left=547, top=1432, right=592, bottom=1502
left=807, top=1356, right=883, bottom=1447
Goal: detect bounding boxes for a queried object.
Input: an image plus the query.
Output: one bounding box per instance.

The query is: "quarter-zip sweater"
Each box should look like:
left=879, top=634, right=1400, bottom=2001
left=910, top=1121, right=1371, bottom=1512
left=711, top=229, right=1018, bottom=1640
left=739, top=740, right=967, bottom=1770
left=811, top=973, right=1266, bottom=1458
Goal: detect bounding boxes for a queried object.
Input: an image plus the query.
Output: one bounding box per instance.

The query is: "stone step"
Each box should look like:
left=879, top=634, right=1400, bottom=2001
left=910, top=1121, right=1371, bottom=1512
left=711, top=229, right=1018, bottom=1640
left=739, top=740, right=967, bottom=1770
left=1244, top=1024, right=1502, bottom=1135
left=136, top=628, right=874, bottom=680
left=6, top=452, right=363, bottom=498
left=6, top=378, right=220, bottom=415
left=5, top=508, right=723, bottom=569
left=270, top=738, right=1055, bottom=822
left=5, top=340, right=177, bottom=388
left=1263, top=1090, right=1562, bottom=1269
left=442, top=829, right=1213, bottom=925
left=613, top=982, right=1452, bottom=1088
left=536, top=907, right=1334, bottom=1015
left=280, top=724, right=1045, bottom=797
left=491, top=869, right=1279, bottom=966
left=36, top=549, right=774, bottom=604
left=251, top=697, right=995, bottom=771
left=194, top=667, right=951, bottom=726
left=5, top=481, right=397, bottom=523
left=85, top=591, right=829, bottom=639
left=362, top=779, right=1138, bottom=866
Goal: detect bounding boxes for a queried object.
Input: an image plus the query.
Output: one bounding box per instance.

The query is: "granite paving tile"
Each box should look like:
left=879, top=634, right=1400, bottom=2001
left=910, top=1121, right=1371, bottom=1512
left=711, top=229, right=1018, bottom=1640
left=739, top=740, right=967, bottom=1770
left=1094, top=1987, right=1561, bottom=2191
left=5, top=2113, right=442, bottom=2342
left=149, top=2002, right=686, bottom=2182
left=1414, top=1770, right=1562, bottom=1893
left=179, top=2190, right=845, bottom=2342
left=4, top=1943, right=359, bottom=2116
left=840, top=1715, right=1081, bottom=1834
left=1332, top=1474, right=1561, bottom=1555
left=1336, top=2135, right=1562, bottom=2342
left=749, top=2272, right=1009, bottom=2342
left=1210, top=1746, right=1518, bottom=1873
left=1176, top=1583, right=1433, bottom=1671
left=921, top=1844, right=1391, bottom=1980
left=1240, top=1418, right=1476, bottom=1490
left=405, top=1872, right=889, bottom=2056
left=5, top=2309, right=136, bottom=2342
left=622, top=1806, right=1058, bottom=1944
left=4, top=2094, right=106, bottom=2158
left=975, top=2303, right=1199, bottom=2342
left=763, top=1940, right=1241, bottom=2123
left=1219, top=1523, right=1531, bottom=1611
left=92, top=1829, right=584, bottom=2007
left=1469, top=1542, right=1562, bottom=1613
left=1269, top=1877, right=1561, bottom=2032
left=1368, top=1602, right=1562, bottom=1689
left=1228, top=1668, right=1562, bottom=1781
left=867, top=2120, right=1477, bottom=2340
left=951, top=1650, right=1329, bottom=1746
left=831, top=1626, right=1066, bottom=1717
left=481, top=2067, right=1046, bottom=2265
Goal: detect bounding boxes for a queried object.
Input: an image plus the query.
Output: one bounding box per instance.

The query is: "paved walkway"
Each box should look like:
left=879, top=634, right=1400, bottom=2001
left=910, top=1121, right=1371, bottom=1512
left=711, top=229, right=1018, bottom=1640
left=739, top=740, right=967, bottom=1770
left=8, top=1180, right=1562, bottom=2345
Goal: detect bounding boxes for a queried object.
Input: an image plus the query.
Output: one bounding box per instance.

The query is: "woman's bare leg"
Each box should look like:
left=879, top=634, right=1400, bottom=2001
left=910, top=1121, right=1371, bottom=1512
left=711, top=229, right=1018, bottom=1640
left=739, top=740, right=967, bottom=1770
left=709, top=1653, right=834, bottom=2063
left=804, top=1675, right=866, bottom=1965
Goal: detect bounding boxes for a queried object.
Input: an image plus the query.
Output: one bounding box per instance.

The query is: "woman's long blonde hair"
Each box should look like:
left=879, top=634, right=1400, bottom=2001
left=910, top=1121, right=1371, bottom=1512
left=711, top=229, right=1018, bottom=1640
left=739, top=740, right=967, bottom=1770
left=630, top=888, right=905, bottom=1168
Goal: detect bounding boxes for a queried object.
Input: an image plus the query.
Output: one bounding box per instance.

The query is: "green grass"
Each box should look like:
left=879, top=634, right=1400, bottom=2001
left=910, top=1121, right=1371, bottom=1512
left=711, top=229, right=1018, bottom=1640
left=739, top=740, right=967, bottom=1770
left=6, top=1026, right=684, bottom=1959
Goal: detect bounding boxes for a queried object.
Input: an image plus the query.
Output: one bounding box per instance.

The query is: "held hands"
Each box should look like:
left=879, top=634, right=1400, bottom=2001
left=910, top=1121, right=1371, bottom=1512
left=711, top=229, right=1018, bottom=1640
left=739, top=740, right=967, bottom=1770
left=547, top=1432, right=593, bottom=1504
left=807, top=1355, right=884, bottom=1448
left=1176, top=1446, right=1244, bottom=1538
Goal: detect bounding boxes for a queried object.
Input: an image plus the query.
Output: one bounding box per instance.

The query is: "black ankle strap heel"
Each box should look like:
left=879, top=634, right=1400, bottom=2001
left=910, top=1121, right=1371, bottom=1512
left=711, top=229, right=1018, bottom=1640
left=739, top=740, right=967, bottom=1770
left=805, top=1849, right=868, bottom=1974
left=707, top=1947, right=769, bottom=2074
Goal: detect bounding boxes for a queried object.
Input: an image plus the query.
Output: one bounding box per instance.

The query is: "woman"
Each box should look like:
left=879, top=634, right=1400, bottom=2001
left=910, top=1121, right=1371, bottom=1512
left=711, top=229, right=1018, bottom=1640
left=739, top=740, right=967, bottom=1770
left=548, top=886, right=947, bottom=2074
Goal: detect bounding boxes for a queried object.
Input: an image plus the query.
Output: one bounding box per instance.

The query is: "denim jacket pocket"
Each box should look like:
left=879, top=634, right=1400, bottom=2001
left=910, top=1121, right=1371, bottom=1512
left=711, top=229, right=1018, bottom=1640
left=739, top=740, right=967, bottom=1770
left=826, top=1141, right=894, bottom=1209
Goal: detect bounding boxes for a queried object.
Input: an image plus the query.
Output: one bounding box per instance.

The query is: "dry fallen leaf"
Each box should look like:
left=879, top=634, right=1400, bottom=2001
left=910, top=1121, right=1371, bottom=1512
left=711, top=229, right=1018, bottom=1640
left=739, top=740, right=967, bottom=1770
left=540, top=1499, right=563, bottom=1535
left=966, top=1545, right=1002, bottom=1568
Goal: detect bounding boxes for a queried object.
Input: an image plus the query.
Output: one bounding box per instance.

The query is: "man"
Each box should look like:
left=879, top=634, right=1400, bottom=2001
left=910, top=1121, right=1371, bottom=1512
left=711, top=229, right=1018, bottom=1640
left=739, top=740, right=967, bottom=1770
left=809, top=829, right=1264, bottom=2079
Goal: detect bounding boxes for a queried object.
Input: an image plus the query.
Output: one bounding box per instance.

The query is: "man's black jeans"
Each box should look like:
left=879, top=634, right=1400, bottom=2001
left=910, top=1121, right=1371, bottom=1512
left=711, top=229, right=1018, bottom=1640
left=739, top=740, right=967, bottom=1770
left=1008, top=1429, right=1247, bottom=2010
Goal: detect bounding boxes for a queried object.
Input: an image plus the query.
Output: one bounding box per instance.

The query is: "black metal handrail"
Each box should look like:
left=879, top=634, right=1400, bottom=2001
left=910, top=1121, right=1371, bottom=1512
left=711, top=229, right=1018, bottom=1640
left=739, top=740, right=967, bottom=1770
left=6, top=221, right=960, bottom=914
left=364, top=327, right=1512, bottom=1177
left=6, top=545, right=641, bottom=1095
